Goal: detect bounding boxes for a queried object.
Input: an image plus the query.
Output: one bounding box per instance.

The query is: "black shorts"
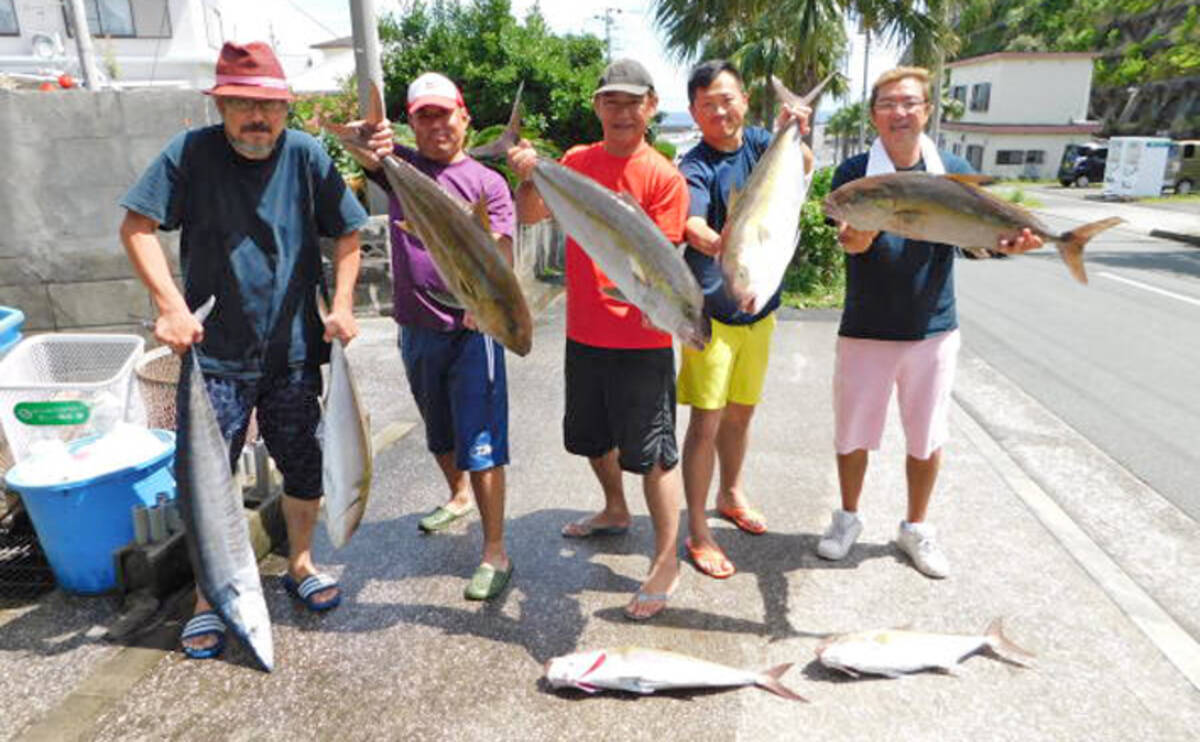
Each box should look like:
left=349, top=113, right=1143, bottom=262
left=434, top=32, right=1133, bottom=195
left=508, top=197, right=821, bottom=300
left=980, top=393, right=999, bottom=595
left=563, top=339, right=678, bottom=474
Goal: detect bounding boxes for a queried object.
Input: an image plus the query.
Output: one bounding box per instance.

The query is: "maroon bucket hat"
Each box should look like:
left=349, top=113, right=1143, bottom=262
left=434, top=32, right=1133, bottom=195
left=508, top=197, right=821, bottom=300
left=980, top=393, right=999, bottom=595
left=204, top=41, right=294, bottom=102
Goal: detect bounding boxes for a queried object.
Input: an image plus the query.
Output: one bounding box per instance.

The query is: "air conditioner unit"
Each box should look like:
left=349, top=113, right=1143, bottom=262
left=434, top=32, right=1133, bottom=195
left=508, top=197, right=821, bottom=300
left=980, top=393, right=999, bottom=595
left=30, top=32, right=65, bottom=59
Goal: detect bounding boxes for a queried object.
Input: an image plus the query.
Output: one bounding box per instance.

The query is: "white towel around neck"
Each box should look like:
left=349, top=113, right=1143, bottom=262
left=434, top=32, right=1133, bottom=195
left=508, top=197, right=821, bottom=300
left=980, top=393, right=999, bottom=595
left=865, top=133, right=945, bottom=176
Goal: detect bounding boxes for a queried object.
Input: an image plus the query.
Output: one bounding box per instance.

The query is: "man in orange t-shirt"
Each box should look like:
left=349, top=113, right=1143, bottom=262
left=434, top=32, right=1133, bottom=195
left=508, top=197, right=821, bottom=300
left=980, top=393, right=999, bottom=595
left=508, top=59, right=687, bottom=621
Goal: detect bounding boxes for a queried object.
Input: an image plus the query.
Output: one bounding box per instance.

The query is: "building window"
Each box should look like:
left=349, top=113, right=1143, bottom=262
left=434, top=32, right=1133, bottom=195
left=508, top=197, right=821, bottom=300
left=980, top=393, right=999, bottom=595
left=966, top=145, right=984, bottom=171
left=952, top=143, right=962, bottom=156
left=1025, top=150, right=1045, bottom=165
left=996, top=150, right=1024, bottom=165
left=63, top=0, right=171, bottom=39
left=950, top=85, right=967, bottom=104
left=0, top=0, right=18, bottom=36
left=970, top=82, right=991, bottom=112
left=1185, top=144, right=1196, bottom=159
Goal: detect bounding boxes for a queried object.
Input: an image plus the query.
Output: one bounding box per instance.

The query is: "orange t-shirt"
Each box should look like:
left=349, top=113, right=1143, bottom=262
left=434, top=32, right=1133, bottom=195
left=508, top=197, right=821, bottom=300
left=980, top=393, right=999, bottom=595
left=560, top=142, right=688, bottom=349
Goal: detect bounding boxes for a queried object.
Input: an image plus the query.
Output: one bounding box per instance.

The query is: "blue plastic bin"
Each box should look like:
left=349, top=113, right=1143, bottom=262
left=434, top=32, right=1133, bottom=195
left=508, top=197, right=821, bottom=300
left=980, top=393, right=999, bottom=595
left=3, top=430, right=175, bottom=594
left=0, top=306, right=23, bottom=359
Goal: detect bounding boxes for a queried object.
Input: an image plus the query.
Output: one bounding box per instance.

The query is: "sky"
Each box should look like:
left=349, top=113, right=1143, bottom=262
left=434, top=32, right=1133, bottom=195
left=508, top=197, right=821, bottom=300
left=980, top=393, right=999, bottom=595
left=268, top=0, right=902, bottom=116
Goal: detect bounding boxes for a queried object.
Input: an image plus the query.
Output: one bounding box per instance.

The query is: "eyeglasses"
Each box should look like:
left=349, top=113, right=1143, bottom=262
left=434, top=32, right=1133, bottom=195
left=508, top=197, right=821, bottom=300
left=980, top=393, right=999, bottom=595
left=221, top=97, right=289, bottom=114
left=873, top=97, right=928, bottom=113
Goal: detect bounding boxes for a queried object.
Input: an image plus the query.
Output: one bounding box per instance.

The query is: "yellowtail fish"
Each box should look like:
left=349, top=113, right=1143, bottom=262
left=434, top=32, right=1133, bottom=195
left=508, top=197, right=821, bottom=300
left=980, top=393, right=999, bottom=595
left=816, top=618, right=1035, bottom=678
left=545, top=646, right=806, bottom=701
left=823, top=171, right=1124, bottom=284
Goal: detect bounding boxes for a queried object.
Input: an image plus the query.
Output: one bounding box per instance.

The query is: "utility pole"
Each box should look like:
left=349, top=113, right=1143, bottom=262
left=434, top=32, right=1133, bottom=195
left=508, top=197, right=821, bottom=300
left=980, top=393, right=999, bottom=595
left=349, top=0, right=384, bottom=117
left=929, top=1, right=949, bottom=147
left=65, top=0, right=101, bottom=89
left=593, top=7, right=623, bottom=62
left=858, top=26, right=870, bottom=155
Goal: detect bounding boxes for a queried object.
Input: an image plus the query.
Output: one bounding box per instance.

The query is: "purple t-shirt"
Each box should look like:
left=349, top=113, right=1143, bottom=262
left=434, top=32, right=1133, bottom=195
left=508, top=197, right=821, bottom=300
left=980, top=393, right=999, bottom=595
left=387, top=146, right=515, bottom=331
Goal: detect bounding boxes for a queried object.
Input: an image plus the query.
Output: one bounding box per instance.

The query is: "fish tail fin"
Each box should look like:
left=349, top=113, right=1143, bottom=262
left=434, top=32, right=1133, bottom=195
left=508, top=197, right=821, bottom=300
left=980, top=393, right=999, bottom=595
left=758, top=663, right=808, bottom=702
left=985, top=618, right=1036, bottom=667
left=770, top=71, right=838, bottom=108
left=1056, top=216, right=1124, bottom=285
left=468, top=80, right=524, bottom=159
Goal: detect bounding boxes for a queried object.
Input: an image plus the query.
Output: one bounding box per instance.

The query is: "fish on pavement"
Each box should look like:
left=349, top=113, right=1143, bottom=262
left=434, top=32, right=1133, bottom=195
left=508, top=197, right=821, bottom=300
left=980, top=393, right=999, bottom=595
left=816, top=618, right=1035, bottom=678
left=175, top=296, right=273, bottom=671
left=720, top=73, right=834, bottom=315
left=822, top=171, right=1124, bottom=284
left=327, top=83, right=534, bottom=356
left=545, top=646, right=806, bottom=701
left=319, top=324, right=372, bottom=550
left=471, top=84, right=710, bottom=350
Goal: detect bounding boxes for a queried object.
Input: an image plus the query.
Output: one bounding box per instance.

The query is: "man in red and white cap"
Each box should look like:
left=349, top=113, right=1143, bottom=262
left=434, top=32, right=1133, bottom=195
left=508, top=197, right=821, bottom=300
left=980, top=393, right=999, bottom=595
left=346, top=72, right=516, bottom=602
left=119, top=41, right=369, bottom=662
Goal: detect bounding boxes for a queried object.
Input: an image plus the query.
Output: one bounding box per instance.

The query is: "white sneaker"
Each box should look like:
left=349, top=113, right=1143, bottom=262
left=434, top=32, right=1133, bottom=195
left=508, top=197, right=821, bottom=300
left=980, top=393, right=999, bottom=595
left=896, top=521, right=949, bottom=579
left=817, top=509, right=862, bottom=560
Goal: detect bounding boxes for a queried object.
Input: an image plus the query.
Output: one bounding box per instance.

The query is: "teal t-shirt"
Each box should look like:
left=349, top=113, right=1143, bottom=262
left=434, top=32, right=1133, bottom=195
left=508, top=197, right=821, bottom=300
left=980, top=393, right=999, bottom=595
left=121, top=126, right=368, bottom=377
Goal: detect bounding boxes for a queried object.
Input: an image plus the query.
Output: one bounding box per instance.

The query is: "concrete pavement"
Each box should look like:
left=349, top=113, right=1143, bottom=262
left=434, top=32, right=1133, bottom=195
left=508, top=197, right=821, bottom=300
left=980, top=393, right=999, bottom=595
left=3, top=299, right=1199, bottom=741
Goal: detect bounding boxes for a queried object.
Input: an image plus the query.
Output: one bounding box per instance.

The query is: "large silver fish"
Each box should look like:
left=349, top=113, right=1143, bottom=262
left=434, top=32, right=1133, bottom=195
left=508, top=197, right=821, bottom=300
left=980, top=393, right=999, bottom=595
left=545, top=646, right=806, bottom=701
left=328, top=83, right=533, bottom=356
left=471, top=84, right=710, bottom=350
left=175, top=296, right=273, bottom=671
left=320, top=335, right=371, bottom=549
left=720, top=74, right=833, bottom=315
left=822, top=171, right=1124, bottom=284
left=816, top=618, right=1035, bottom=678
left=530, top=159, right=711, bottom=349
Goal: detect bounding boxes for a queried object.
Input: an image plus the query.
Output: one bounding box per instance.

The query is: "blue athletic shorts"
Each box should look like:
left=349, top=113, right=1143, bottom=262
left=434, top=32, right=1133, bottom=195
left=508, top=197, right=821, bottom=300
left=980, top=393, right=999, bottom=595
left=399, top=326, right=509, bottom=472
left=203, top=367, right=323, bottom=499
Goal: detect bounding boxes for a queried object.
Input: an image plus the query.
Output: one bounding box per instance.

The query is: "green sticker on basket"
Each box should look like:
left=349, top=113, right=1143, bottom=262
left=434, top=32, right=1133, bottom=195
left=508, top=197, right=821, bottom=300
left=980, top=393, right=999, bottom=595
left=12, top=401, right=91, bottom=426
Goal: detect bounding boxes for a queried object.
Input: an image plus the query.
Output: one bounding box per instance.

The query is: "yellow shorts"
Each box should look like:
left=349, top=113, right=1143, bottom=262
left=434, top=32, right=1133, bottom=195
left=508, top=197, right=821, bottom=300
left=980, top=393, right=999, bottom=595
left=677, top=313, right=777, bottom=409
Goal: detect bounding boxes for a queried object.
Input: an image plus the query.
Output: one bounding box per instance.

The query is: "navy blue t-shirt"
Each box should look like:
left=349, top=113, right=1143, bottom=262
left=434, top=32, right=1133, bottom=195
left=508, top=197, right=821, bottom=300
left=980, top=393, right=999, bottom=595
left=832, top=150, right=973, bottom=340
left=679, top=126, right=781, bottom=325
left=121, top=126, right=368, bottom=378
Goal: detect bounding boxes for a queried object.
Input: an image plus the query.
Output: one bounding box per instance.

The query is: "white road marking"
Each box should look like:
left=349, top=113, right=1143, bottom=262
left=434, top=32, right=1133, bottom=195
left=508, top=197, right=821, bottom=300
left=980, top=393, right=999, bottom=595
left=1098, top=271, right=1200, bottom=308
left=956, top=404, right=1200, bottom=691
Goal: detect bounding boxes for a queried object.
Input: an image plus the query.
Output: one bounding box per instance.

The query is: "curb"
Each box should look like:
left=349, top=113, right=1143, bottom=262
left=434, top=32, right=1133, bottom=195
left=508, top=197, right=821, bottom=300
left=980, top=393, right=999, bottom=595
left=1149, top=229, right=1200, bottom=247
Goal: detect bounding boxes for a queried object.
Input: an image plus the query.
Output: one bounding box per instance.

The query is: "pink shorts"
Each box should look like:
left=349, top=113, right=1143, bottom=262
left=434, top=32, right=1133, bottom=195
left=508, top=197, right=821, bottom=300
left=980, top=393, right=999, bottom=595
left=833, top=330, right=961, bottom=460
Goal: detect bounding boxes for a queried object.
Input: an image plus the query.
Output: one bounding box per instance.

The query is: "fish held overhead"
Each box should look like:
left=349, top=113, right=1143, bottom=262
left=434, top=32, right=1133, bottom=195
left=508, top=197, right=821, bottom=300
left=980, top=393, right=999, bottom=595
left=326, top=82, right=534, bottom=357
left=718, top=72, right=834, bottom=315
left=823, top=171, right=1124, bottom=284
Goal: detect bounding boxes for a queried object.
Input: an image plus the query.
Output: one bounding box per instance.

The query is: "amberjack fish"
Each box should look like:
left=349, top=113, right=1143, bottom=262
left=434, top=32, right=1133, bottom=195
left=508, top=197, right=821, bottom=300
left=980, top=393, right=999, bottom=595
left=317, top=295, right=371, bottom=550
left=822, top=171, right=1124, bottom=284
left=175, top=296, right=273, bottom=671
left=545, top=646, right=806, bottom=701
left=472, top=85, right=710, bottom=350
left=720, top=73, right=834, bottom=315
left=816, top=618, right=1035, bottom=678
left=327, top=83, right=534, bottom=356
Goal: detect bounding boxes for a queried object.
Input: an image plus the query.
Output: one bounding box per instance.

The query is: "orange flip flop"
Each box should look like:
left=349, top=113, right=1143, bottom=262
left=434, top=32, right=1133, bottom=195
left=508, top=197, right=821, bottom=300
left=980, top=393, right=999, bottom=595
left=717, top=506, right=767, bottom=535
left=685, top=537, right=736, bottom=579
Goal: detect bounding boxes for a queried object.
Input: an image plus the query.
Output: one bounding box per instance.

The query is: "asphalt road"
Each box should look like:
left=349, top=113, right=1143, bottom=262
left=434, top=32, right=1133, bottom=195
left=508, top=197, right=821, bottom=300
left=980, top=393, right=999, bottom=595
left=956, top=190, right=1200, bottom=519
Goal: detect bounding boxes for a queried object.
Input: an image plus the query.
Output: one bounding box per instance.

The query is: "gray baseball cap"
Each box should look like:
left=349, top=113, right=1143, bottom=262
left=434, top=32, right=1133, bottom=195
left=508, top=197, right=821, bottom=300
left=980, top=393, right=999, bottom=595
left=595, top=58, right=655, bottom=96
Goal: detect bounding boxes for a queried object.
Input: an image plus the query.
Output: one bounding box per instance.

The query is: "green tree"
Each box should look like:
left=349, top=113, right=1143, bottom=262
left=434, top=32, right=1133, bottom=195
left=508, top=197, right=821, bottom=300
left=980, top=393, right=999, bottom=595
left=377, top=0, right=606, bottom=152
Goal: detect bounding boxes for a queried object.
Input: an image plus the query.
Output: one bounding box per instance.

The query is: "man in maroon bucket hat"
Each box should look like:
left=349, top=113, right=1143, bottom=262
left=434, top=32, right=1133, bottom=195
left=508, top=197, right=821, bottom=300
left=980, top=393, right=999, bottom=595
left=119, top=41, right=369, bottom=662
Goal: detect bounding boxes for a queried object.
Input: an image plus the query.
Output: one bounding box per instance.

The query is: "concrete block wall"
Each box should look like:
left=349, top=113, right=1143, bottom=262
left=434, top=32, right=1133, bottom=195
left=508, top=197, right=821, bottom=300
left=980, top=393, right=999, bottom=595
left=0, top=88, right=563, bottom=340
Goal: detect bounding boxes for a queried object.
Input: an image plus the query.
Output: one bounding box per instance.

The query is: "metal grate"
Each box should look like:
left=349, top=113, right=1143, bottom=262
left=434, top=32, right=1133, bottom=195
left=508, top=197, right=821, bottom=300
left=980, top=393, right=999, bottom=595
left=0, top=497, right=54, bottom=603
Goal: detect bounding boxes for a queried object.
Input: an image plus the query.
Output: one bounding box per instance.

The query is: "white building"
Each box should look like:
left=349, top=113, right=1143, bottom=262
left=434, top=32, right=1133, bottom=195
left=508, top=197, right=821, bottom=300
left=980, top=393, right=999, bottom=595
left=939, top=51, right=1102, bottom=179
left=0, top=0, right=344, bottom=90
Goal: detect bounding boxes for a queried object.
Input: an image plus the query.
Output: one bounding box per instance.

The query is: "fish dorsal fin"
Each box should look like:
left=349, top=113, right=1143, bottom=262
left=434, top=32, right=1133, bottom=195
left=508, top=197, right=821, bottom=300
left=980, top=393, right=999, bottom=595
left=943, top=173, right=995, bottom=188
left=602, top=285, right=630, bottom=303
left=427, top=288, right=464, bottom=310
left=727, top=183, right=742, bottom=214
left=471, top=196, right=492, bottom=234
left=367, top=80, right=386, bottom=126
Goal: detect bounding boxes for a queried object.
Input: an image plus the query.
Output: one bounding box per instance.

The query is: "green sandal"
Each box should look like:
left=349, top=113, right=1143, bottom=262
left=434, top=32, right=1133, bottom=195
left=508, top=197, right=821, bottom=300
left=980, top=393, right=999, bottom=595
left=418, top=504, right=473, bottom=533
left=464, top=561, right=513, bottom=601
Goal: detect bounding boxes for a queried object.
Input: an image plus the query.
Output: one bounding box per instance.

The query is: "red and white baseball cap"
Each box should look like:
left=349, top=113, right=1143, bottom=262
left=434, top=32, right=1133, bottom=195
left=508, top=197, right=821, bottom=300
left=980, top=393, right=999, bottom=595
left=205, top=41, right=293, bottom=101
left=407, top=72, right=466, bottom=114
